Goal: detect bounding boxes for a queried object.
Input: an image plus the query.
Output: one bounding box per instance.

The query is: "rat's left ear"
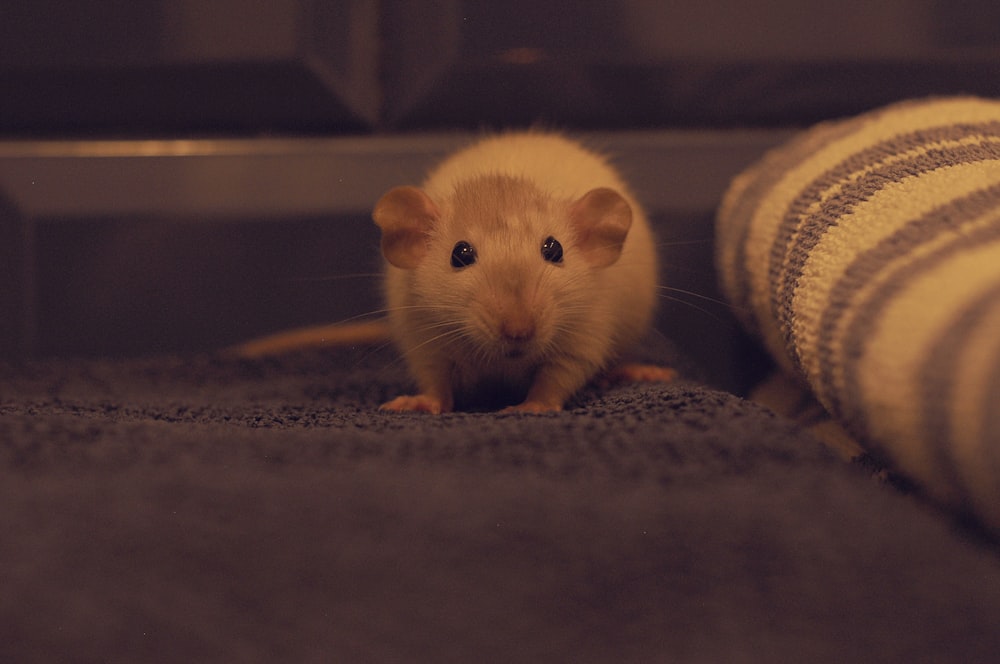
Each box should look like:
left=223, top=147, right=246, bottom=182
left=372, top=186, right=441, bottom=269
left=569, top=188, right=633, bottom=268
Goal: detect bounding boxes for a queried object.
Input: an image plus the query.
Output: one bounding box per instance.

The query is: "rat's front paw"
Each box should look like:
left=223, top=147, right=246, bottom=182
left=601, top=363, right=677, bottom=387
left=500, top=400, right=563, bottom=414
left=379, top=394, right=445, bottom=414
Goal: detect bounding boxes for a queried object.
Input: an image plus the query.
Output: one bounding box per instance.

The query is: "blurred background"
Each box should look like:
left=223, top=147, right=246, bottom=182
left=2, top=0, right=999, bottom=391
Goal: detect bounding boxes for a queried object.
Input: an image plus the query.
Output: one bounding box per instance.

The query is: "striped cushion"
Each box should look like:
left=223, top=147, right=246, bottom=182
left=716, top=97, right=1000, bottom=531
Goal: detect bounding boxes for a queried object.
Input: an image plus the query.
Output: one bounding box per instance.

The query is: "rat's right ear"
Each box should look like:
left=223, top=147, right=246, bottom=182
left=372, top=186, right=440, bottom=269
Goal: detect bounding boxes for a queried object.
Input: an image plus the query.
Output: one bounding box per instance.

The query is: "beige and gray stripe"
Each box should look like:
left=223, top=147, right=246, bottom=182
left=716, top=97, right=1000, bottom=531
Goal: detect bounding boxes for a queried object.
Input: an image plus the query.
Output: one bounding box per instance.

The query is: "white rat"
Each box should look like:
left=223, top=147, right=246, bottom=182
left=372, top=131, right=667, bottom=413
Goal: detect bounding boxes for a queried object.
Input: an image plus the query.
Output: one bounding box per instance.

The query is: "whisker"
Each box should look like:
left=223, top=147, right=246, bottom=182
left=374, top=326, right=467, bottom=378
left=401, top=327, right=467, bottom=359
left=657, top=294, right=731, bottom=325
left=657, top=285, right=742, bottom=311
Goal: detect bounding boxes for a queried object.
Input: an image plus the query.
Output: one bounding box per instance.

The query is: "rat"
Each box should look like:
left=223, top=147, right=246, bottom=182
left=232, top=131, right=673, bottom=413
left=372, top=131, right=669, bottom=413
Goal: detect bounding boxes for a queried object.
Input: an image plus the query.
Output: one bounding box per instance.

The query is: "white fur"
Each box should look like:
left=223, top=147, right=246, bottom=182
left=382, top=132, right=658, bottom=412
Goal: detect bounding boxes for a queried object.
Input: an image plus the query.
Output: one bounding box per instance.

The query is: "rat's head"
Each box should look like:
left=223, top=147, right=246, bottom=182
left=372, top=175, right=633, bottom=363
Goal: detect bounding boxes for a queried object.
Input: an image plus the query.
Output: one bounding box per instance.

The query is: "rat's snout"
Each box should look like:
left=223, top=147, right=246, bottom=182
left=487, top=270, right=549, bottom=355
left=499, top=309, right=536, bottom=343
left=493, top=291, right=540, bottom=356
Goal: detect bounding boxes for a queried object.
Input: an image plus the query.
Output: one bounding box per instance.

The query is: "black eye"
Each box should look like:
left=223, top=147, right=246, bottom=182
left=541, top=236, right=563, bottom=264
left=451, top=241, right=477, bottom=269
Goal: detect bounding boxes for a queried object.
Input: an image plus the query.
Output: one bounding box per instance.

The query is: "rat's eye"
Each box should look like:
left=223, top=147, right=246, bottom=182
left=541, top=236, right=564, bottom=264
left=451, top=241, right=477, bottom=269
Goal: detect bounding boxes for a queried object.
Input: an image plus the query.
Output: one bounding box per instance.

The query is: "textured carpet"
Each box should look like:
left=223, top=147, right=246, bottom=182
left=2, top=344, right=1000, bottom=663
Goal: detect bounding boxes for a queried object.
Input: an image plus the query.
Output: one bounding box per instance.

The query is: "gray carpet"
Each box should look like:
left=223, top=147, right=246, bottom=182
left=2, top=345, right=1000, bottom=663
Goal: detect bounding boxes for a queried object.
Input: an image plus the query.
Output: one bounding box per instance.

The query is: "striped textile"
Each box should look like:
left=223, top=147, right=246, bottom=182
left=716, top=97, right=1000, bottom=532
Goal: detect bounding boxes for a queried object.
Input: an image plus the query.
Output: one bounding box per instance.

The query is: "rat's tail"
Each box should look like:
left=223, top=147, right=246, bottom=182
left=227, top=320, right=390, bottom=358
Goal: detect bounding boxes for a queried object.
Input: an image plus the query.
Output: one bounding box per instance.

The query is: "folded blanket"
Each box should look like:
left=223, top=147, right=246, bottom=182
left=716, top=97, right=1000, bottom=532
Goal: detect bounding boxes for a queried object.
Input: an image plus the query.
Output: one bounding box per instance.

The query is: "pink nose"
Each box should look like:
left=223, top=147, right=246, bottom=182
left=500, top=316, right=535, bottom=343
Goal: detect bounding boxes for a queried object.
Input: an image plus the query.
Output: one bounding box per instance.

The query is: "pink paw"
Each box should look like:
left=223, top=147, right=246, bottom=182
left=500, top=400, right=563, bottom=414
left=601, top=363, right=677, bottom=387
left=379, top=394, right=445, bottom=414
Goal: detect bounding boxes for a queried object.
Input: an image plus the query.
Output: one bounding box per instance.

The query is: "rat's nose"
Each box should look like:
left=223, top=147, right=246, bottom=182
left=500, top=313, right=535, bottom=343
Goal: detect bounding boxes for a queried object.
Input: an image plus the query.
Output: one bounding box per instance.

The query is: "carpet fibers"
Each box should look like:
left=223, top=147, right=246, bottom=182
left=2, top=346, right=1000, bottom=663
